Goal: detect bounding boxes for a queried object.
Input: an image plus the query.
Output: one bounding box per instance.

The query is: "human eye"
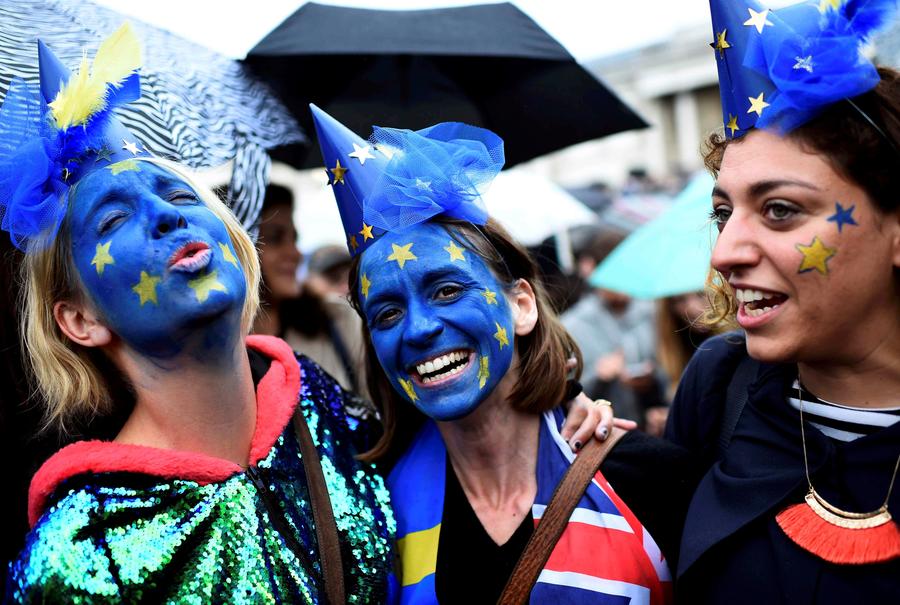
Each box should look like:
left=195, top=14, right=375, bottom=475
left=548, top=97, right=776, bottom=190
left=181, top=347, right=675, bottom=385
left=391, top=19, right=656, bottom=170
left=166, top=188, right=200, bottom=205
left=372, top=306, right=403, bottom=329
left=709, top=204, right=732, bottom=232
left=434, top=283, right=464, bottom=301
left=98, top=209, right=128, bottom=234
left=762, top=200, right=800, bottom=224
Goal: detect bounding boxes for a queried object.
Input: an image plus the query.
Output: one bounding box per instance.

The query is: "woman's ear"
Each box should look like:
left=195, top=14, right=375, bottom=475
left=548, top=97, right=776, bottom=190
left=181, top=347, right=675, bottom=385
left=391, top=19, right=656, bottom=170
left=510, top=279, right=538, bottom=336
left=53, top=300, right=112, bottom=348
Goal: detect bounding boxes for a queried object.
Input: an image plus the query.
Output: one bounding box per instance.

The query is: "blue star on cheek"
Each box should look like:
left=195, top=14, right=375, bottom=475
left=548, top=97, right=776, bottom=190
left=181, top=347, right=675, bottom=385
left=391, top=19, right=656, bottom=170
left=826, top=203, right=858, bottom=233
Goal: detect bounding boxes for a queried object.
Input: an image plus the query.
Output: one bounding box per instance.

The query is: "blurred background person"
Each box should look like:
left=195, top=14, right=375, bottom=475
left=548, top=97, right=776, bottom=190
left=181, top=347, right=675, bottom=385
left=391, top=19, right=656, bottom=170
left=253, top=183, right=367, bottom=397
left=562, top=229, right=660, bottom=425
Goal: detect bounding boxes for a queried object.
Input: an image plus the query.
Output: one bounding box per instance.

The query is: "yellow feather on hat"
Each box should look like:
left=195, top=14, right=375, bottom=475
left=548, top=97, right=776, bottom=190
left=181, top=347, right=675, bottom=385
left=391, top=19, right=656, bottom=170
left=49, top=22, right=142, bottom=131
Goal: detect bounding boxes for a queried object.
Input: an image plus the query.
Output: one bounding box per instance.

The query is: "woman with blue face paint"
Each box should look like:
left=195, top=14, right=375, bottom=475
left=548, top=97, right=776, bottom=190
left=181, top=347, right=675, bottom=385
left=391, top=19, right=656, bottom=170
left=311, top=106, right=700, bottom=604
left=665, top=1, right=900, bottom=602
left=2, top=26, right=395, bottom=603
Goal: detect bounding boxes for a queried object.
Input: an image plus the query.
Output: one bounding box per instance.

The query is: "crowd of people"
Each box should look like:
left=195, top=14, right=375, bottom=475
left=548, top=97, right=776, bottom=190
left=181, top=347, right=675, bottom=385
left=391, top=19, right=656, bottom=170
left=1, top=0, right=898, bottom=603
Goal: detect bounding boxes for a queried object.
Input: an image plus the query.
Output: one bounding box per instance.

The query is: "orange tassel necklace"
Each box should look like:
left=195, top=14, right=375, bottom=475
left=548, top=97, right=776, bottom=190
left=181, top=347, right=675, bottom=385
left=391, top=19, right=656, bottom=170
left=775, top=383, right=900, bottom=565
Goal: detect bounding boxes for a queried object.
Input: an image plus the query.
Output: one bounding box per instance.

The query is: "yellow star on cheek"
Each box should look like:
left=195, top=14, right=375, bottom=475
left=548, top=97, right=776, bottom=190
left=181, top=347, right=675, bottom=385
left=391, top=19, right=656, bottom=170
left=359, top=222, right=374, bottom=242
left=387, top=242, right=417, bottom=269
left=188, top=270, right=228, bottom=302
left=747, top=92, right=770, bottom=117
left=91, top=241, right=115, bottom=275
left=399, top=377, right=418, bottom=402
left=218, top=242, right=238, bottom=267
left=796, top=236, right=837, bottom=276
left=132, top=271, right=161, bottom=306
left=360, top=273, right=371, bottom=299
left=478, top=355, right=490, bottom=389
left=108, top=159, right=140, bottom=175
left=493, top=322, right=509, bottom=349
left=444, top=241, right=466, bottom=262
left=481, top=288, right=498, bottom=305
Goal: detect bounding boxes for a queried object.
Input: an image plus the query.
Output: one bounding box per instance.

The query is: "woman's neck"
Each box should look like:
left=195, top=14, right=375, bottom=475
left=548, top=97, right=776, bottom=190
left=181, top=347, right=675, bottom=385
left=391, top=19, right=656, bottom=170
left=799, top=321, right=900, bottom=408
left=436, top=369, right=539, bottom=544
left=114, top=336, right=258, bottom=467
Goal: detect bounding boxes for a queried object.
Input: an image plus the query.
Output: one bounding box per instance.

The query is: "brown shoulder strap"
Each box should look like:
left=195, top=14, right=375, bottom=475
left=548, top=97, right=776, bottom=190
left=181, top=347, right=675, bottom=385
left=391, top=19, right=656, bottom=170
left=293, top=412, right=346, bottom=605
left=497, top=427, right=627, bottom=605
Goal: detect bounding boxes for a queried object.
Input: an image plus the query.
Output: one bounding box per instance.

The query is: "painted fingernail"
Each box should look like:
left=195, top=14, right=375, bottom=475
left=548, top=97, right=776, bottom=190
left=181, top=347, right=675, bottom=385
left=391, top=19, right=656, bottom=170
left=573, top=440, right=582, bottom=451
left=599, top=427, right=609, bottom=440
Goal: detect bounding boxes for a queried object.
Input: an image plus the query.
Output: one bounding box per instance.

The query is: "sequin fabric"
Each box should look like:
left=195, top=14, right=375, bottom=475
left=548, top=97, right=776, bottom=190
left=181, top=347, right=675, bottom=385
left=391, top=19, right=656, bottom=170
left=7, top=355, right=396, bottom=604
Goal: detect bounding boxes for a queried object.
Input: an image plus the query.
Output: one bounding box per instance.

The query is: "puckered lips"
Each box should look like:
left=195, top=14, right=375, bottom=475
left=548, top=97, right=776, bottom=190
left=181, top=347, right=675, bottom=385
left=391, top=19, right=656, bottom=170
left=408, top=349, right=474, bottom=387
left=733, top=283, right=789, bottom=328
left=168, top=241, right=211, bottom=273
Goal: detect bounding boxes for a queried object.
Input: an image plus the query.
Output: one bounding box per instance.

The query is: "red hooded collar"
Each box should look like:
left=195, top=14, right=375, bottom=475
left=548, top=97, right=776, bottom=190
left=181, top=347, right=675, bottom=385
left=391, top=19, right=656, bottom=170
left=27, top=335, right=299, bottom=527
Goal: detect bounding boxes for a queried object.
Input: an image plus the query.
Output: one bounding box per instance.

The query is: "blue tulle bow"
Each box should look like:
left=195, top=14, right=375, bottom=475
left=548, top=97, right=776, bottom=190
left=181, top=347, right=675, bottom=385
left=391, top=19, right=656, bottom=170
left=0, top=74, right=141, bottom=251
left=363, top=123, right=504, bottom=232
left=745, top=0, right=890, bottom=132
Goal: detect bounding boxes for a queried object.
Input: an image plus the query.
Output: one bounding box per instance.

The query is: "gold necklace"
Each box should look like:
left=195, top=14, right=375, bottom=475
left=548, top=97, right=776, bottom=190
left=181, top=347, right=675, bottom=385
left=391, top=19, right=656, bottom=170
left=774, top=381, right=900, bottom=564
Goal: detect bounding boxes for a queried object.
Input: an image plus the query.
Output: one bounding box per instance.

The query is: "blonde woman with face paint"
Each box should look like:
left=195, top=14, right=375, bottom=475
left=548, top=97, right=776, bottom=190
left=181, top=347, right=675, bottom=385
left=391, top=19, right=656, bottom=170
left=3, top=27, right=396, bottom=603
left=665, top=1, right=900, bottom=602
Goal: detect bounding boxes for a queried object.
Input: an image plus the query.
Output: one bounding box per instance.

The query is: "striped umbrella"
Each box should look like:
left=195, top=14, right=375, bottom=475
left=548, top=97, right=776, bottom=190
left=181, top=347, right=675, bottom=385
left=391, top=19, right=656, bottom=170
left=0, top=0, right=305, bottom=235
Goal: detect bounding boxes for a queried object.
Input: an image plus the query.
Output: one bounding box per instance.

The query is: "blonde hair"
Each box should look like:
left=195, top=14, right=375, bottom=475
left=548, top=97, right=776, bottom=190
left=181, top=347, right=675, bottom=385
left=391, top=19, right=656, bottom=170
left=21, top=157, right=261, bottom=434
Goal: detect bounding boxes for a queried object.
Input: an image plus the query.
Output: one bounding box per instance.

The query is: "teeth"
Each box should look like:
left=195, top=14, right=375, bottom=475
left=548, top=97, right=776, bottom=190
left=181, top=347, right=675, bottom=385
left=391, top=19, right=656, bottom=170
left=422, top=364, right=465, bottom=384
left=736, top=288, right=781, bottom=304
left=416, top=351, right=468, bottom=378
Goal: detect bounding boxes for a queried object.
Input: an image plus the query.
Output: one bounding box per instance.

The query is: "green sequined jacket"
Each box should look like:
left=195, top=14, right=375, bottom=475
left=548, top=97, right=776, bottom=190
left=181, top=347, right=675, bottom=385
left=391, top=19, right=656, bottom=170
left=6, top=335, right=396, bottom=604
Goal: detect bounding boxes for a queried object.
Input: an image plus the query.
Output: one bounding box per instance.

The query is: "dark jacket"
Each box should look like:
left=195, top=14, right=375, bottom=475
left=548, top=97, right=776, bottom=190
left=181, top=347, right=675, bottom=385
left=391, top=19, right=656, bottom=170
left=666, top=333, right=900, bottom=605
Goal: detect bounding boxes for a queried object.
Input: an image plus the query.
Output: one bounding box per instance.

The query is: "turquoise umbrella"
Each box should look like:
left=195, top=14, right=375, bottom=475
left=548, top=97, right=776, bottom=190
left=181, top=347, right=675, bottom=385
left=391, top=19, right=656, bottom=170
left=589, top=173, right=717, bottom=299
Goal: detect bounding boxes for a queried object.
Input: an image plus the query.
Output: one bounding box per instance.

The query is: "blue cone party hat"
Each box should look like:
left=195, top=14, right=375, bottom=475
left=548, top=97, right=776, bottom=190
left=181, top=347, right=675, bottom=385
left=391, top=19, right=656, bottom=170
left=310, top=104, right=505, bottom=257
left=708, top=0, right=896, bottom=138
left=0, top=23, right=147, bottom=251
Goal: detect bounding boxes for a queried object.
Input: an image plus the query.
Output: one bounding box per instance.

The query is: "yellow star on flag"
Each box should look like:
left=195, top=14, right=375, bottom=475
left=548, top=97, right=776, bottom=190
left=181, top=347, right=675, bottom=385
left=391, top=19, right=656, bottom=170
left=359, top=222, right=374, bottom=241
left=796, top=236, right=836, bottom=275
left=711, top=29, right=731, bottom=59
left=348, top=234, right=359, bottom=252
left=444, top=241, right=466, bottom=262
left=109, top=159, right=140, bottom=175
left=361, top=273, right=372, bottom=299
left=482, top=288, right=498, bottom=305
left=493, top=323, right=509, bottom=349
left=399, top=377, right=418, bottom=402
left=726, top=114, right=739, bottom=137
left=818, top=0, right=840, bottom=13
left=478, top=355, right=490, bottom=389
left=743, top=8, right=773, bottom=34
left=328, top=158, right=348, bottom=185
left=218, top=242, right=238, bottom=266
left=132, top=271, right=161, bottom=306
left=387, top=243, right=417, bottom=269
left=91, top=241, right=115, bottom=275
left=747, top=92, right=770, bottom=117
left=188, top=270, right=228, bottom=302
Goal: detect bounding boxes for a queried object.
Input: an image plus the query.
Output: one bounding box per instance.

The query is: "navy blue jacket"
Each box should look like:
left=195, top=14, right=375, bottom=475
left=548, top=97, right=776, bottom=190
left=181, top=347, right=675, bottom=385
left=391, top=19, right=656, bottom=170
left=666, top=333, right=900, bottom=604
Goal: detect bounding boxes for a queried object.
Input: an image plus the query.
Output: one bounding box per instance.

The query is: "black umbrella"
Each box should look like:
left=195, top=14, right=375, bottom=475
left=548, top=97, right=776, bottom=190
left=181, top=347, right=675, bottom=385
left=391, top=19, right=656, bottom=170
left=245, top=2, right=646, bottom=169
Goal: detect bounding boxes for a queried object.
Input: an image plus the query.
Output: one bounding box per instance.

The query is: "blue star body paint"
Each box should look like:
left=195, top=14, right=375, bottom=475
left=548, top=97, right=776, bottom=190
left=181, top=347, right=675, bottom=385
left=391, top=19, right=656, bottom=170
left=68, top=161, right=245, bottom=358
left=360, top=222, right=514, bottom=421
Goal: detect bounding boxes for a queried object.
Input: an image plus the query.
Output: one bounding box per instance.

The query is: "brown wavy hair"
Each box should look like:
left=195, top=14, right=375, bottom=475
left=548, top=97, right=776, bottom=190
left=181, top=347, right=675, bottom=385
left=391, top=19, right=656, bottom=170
left=348, top=217, right=583, bottom=464
left=702, top=66, right=900, bottom=326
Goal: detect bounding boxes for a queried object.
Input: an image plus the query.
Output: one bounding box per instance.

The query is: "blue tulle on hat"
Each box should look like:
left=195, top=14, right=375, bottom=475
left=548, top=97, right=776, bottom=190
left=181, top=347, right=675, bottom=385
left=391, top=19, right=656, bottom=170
left=708, top=0, right=896, bottom=137
left=363, top=123, right=504, bottom=232
left=0, top=25, right=145, bottom=251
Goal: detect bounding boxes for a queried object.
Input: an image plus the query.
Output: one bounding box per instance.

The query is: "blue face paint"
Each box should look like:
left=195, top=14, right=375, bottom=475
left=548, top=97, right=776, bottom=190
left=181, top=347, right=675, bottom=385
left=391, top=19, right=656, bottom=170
left=68, top=161, right=246, bottom=358
left=359, top=222, right=514, bottom=421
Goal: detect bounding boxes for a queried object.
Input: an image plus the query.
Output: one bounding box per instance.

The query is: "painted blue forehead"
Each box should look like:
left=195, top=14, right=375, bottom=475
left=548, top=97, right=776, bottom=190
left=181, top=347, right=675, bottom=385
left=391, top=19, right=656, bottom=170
left=360, top=222, right=490, bottom=273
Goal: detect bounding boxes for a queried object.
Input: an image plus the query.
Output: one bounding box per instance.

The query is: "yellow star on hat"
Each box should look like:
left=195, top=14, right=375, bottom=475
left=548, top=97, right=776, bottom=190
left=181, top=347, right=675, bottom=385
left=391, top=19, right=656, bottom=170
left=747, top=92, right=770, bottom=117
